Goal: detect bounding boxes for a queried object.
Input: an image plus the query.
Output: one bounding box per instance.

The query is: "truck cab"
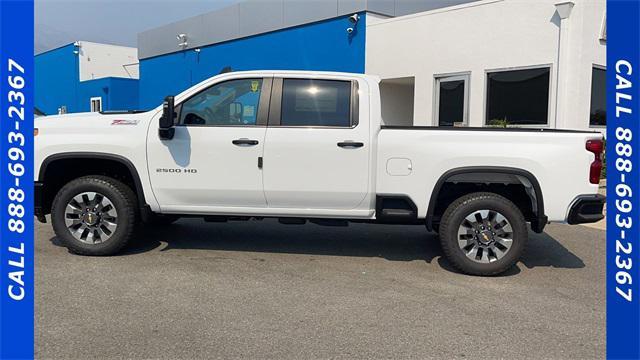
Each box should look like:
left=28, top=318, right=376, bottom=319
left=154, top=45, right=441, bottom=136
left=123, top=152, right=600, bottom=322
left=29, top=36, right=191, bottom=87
left=147, top=72, right=375, bottom=218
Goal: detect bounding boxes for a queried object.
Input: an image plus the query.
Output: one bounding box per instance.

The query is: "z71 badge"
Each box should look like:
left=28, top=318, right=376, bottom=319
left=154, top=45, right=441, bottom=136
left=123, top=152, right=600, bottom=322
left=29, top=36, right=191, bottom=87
left=111, top=119, right=139, bottom=126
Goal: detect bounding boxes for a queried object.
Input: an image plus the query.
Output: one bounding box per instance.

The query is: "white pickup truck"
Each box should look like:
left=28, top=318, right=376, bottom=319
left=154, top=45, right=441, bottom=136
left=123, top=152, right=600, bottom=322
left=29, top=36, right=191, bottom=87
left=35, top=71, right=605, bottom=275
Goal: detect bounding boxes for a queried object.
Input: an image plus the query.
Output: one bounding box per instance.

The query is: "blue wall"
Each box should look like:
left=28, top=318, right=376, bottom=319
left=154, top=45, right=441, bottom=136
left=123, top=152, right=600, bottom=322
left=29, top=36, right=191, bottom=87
left=139, top=13, right=366, bottom=110
left=78, top=78, right=139, bottom=112
left=35, top=44, right=139, bottom=114
left=35, top=44, right=79, bottom=114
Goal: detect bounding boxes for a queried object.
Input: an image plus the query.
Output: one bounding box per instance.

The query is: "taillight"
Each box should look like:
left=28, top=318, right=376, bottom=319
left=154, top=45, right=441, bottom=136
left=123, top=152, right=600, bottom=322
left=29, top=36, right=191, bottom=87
left=586, top=139, right=603, bottom=184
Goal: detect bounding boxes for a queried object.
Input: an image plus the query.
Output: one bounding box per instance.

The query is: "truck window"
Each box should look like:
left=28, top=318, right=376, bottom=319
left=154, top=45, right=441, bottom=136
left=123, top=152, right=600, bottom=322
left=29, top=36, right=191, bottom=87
left=180, top=79, right=263, bottom=126
left=280, top=79, right=352, bottom=127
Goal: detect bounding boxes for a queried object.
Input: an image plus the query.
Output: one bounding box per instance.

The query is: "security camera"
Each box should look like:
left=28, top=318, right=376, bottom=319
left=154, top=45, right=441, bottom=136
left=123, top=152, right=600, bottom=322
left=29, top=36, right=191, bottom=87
left=349, top=14, right=360, bottom=24
left=177, top=33, right=188, bottom=48
left=346, top=27, right=354, bottom=34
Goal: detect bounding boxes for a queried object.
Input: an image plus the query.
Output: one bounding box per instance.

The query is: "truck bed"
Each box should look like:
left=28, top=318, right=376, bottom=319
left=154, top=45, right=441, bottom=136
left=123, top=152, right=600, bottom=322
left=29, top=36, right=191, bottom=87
left=376, top=126, right=603, bottom=222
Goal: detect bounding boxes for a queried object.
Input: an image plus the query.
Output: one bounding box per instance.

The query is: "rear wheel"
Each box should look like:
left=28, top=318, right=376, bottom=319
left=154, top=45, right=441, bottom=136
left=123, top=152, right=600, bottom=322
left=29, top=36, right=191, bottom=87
left=438, top=192, right=527, bottom=276
left=51, top=176, right=137, bottom=256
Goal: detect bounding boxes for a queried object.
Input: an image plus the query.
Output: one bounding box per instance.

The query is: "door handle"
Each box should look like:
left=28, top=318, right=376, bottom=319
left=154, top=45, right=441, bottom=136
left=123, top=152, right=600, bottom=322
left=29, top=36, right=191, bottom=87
left=337, top=141, right=364, bottom=148
left=232, top=139, right=259, bottom=146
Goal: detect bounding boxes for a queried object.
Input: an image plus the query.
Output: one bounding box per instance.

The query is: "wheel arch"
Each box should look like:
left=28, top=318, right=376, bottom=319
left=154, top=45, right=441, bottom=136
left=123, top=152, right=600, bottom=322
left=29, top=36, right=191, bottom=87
left=426, top=166, right=547, bottom=233
left=38, top=152, right=148, bottom=214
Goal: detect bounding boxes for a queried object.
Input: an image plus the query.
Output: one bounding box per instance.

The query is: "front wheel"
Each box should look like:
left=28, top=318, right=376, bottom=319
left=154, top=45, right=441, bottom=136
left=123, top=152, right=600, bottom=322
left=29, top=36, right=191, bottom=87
left=51, top=176, right=137, bottom=256
left=438, top=192, right=528, bottom=276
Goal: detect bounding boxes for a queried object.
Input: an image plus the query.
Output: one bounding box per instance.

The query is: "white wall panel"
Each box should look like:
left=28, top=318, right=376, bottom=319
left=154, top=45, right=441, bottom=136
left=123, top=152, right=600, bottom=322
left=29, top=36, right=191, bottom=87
left=78, top=41, right=138, bottom=81
left=366, top=0, right=606, bottom=130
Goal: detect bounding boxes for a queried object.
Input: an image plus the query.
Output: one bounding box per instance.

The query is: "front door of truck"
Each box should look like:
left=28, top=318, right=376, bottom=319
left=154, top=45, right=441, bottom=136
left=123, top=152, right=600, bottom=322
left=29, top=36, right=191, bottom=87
left=262, top=77, right=370, bottom=210
left=147, top=77, right=271, bottom=211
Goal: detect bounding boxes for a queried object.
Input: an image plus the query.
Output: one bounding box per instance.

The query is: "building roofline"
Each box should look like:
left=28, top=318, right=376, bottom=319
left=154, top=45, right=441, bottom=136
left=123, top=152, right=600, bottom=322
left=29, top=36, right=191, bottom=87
left=137, top=0, right=480, bottom=60
left=36, top=40, right=137, bottom=57
left=81, top=76, right=140, bottom=84
left=35, top=42, right=76, bottom=57
left=367, top=0, right=503, bottom=27
left=138, top=12, right=363, bottom=61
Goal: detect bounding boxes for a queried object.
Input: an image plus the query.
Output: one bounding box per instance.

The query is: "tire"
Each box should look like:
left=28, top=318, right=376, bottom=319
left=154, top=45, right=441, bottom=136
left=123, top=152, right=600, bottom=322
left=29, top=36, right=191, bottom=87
left=51, top=176, right=137, bottom=256
left=438, top=192, right=527, bottom=276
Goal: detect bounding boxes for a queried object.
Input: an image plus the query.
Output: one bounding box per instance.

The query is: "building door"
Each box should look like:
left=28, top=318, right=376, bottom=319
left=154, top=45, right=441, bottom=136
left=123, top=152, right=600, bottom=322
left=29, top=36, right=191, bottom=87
left=435, top=74, right=469, bottom=127
left=90, top=97, right=102, bottom=112
left=262, top=78, right=370, bottom=210
left=146, top=77, right=272, bottom=211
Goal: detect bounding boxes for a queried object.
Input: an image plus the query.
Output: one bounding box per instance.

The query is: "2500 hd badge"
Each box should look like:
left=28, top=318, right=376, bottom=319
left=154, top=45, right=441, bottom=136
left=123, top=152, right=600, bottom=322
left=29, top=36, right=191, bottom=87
left=156, top=168, right=198, bottom=174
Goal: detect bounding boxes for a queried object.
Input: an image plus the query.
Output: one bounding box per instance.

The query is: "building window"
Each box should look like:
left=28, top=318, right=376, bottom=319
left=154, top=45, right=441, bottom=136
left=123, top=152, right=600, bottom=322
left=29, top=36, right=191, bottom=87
left=435, top=74, right=469, bottom=127
left=281, top=79, right=352, bottom=127
left=590, top=67, right=606, bottom=127
left=90, top=97, right=102, bottom=112
left=486, top=67, right=550, bottom=126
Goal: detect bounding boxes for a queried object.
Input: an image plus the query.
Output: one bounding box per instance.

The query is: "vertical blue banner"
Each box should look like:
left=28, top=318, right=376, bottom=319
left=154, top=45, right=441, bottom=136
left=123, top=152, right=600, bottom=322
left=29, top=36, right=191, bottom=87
left=0, top=0, right=35, bottom=359
left=607, top=0, right=640, bottom=359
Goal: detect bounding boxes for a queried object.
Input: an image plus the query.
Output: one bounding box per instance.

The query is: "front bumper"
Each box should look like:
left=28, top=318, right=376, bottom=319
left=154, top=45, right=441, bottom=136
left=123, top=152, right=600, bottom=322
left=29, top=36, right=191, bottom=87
left=567, top=194, right=606, bottom=225
left=35, top=182, right=47, bottom=223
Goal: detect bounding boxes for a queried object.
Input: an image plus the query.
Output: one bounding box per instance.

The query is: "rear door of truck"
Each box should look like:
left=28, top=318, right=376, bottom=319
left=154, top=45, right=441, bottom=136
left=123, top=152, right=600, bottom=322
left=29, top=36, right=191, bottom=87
left=262, top=76, right=370, bottom=210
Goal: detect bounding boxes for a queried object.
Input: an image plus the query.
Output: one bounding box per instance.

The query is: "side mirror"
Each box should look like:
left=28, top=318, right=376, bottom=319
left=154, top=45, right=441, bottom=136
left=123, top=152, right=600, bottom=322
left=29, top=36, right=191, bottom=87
left=159, top=96, right=175, bottom=140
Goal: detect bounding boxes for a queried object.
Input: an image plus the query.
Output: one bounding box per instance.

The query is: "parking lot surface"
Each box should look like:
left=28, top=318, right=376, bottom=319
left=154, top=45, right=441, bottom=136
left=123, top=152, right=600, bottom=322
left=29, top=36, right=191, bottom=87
left=36, top=219, right=604, bottom=359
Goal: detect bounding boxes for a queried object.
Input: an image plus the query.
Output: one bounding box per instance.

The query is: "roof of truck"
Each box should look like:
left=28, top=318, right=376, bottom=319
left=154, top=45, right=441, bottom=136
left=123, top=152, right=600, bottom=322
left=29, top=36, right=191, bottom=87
left=220, top=70, right=381, bottom=82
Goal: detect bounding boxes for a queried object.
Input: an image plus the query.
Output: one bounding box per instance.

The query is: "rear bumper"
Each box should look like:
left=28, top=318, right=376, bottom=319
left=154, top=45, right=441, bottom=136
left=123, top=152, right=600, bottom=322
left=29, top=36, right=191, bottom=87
left=34, top=182, right=47, bottom=223
left=567, top=194, right=606, bottom=225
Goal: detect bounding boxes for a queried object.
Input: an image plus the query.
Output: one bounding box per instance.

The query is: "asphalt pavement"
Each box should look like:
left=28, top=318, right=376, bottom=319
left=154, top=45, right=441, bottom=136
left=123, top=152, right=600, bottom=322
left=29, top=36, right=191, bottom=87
left=35, top=218, right=605, bottom=359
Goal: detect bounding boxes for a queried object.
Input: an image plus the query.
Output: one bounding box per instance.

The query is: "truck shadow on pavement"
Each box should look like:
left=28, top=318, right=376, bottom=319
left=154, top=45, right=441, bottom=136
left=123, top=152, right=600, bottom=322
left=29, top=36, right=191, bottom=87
left=50, top=219, right=585, bottom=276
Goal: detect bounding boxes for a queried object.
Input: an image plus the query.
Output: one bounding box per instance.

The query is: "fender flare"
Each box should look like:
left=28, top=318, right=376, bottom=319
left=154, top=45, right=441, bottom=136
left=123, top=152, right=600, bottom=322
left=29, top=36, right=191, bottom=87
left=39, top=152, right=148, bottom=209
left=425, top=166, right=547, bottom=233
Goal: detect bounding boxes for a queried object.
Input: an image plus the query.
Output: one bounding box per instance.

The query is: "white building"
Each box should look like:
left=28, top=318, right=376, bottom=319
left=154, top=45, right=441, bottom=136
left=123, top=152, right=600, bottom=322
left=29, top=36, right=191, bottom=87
left=36, top=41, right=140, bottom=114
left=76, top=41, right=139, bottom=82
left=367, top=0, right=606, bottom=131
